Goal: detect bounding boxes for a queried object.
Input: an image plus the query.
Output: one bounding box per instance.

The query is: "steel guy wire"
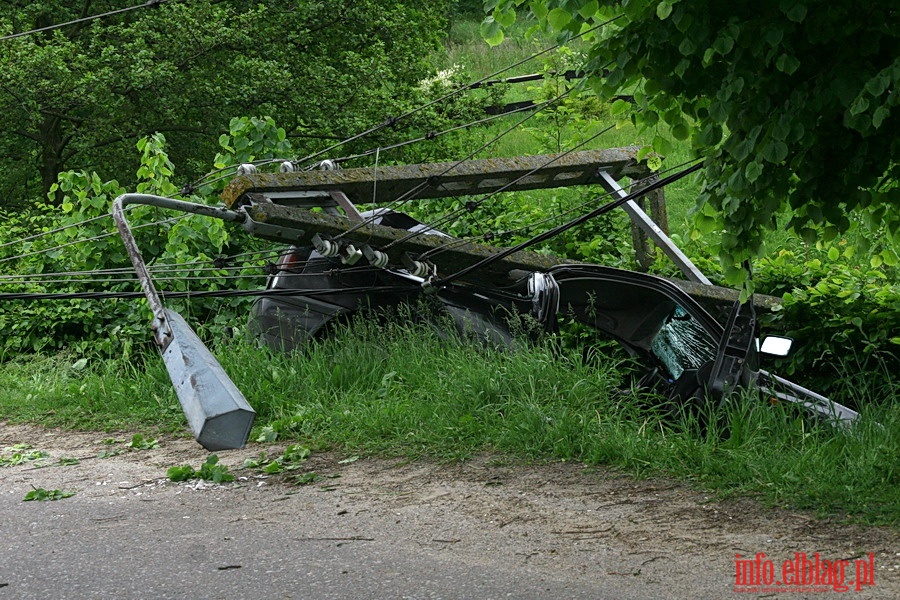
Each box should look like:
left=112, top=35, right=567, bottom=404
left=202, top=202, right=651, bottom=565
left=432, top=161, right=704, bottom=287
left=419, top=158, right=704, bottom=262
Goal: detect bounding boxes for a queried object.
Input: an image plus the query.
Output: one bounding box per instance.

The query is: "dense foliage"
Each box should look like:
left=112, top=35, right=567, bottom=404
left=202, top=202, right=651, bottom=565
left=484, top=0, right=899, bottom=286
left=0, top=5, right=896, bottom=399
left=0, top=0, right=452, bottom=206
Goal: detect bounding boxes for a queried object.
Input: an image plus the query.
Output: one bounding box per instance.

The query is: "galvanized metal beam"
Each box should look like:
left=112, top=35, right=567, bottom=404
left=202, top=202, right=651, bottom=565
left=596, top=171, right=712, bottom=285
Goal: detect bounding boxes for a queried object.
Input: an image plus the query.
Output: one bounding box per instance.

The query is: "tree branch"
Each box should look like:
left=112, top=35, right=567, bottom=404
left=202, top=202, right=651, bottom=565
left=63, top=124, right=212, bottom=161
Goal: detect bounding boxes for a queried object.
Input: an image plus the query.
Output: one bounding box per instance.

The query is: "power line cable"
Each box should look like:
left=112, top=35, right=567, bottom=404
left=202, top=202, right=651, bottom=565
left=421, top=158, right=700, bottom=259
left=384, top=121, right=617, bottom=251
left=286, top=16, right=619, bottom=172
left=0, top=283, right=415, bottom=302
left=0, top=215, right=184, bottom=265
left=332, top=100, right=545, bottom=165
left=0, top=214, right=112, bottom=251
left=432, top=161, right=703, bottom=288
left=0, top=1, right=169, bottom=42
left=188, top=15, right=622, bottom=190
left=332, top=88, right=575, bottom=243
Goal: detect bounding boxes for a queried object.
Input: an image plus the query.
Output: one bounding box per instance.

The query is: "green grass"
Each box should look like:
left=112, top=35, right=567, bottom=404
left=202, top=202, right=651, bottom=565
left=2, top=316, right=897, bottom=525
left=0, top=351, right=186, bottom=432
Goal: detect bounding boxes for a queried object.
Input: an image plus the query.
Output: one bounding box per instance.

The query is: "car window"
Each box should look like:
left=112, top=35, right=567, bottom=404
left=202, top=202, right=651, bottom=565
left=650, top=305, right=718, bottom=380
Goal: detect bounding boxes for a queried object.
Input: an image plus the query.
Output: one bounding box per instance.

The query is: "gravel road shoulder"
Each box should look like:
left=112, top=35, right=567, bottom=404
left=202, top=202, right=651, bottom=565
left=1, top=422, right=897, bottom=599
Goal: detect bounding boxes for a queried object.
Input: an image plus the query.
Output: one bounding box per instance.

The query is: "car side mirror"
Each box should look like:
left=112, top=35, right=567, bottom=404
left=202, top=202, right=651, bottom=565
left=759, top=336, right=793, bottom=357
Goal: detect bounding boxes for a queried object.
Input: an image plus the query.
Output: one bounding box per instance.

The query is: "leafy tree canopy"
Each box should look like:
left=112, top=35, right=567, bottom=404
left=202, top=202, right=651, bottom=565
left=483, top=0, right=899, bottom=285
left=0, top=0, right=451, bottom=206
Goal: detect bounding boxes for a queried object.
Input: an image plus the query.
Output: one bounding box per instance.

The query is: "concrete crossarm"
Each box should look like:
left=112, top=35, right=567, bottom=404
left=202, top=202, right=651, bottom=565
left=221, top=147, right=649, bottom=208
left=242, top=202, right=781, bottom=312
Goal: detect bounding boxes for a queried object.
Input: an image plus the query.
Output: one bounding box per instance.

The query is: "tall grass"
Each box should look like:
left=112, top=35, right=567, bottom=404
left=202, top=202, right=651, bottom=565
left=3, top=317, right=896, bottom=524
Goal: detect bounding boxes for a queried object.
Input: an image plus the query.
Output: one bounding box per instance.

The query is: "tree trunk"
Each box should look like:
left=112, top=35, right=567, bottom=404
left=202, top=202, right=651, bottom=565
left=38, top=114, right=65, bottom=205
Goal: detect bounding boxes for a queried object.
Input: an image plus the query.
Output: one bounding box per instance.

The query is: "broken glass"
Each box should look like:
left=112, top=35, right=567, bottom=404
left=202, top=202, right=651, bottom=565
left=650, top=306, right=718, bottom=380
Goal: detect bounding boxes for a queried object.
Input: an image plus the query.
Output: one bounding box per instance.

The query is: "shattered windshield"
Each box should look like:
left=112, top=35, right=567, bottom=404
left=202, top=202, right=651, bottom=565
left=650, top=306, right=718, bottom=380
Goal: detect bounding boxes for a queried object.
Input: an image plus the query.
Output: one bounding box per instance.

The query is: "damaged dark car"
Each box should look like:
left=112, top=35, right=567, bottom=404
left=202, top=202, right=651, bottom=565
left=249, top=209, right=859, bottom=427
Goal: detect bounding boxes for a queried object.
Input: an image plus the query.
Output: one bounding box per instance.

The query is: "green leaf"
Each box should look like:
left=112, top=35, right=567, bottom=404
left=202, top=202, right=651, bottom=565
left=881, top=248, right=899, bottom=267
left=745, top=161, right=763, bottom=183
left=762, top=140, right=788, bottom=164
left=530, top=1, right=548, bottom=21
left=167, top=465, right=196, bottom=481
left=652, top=134, right=674, bottom=156
left=775, top=54, right=800, bottom=75
left=255, top=426, right=277, bottom=443
left=765, top=27, right=784, bottom=48
left=480, top=17, right=505, bottom=47
left=713, top=34, right=734, bottom=56
left=493, top=7, right=516, bottom=28
left=640, top=110, right=659, bottom=127
left=610, top=99, right=631, bottom=116
left=849, top=95, right=870, bottom=116
left=578, top=1, right=599, bottom=19
left=547, top=8, right=572, bottom=30
left=782, top=1, right=807, bottom=22
left=127, top=434, right=159, bottom=450
left=671, top=122, right=689, bottom=140
left=292, top=472, right=322, bottom=485
left=872, top=106, right=889, bottom=128
left=656, top=1, right=673, bottom=20
left=678, top=37, right=696, bottom=56
left=24, top=488, right=74, bottom=502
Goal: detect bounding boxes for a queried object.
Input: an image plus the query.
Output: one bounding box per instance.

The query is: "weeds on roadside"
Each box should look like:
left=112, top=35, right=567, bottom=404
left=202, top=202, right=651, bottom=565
left=167, top=454, right=234, bottom=484
left=23, top=487, right=75, bottom=501
left=2, top=315, right=897, bottom=523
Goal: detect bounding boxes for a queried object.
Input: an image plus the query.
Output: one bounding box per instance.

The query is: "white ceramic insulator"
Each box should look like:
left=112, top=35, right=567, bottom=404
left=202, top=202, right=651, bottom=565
left=279, top=161, right=295, bottom=173
left=370, top=251, right=389, bottom=268
left=411, top=261, right=431, bottom=278
left=341, top=245, right=363, bottom=266
left=317, top=239, right=338, bottom=257
left=237, top=163, right=258, bottom=175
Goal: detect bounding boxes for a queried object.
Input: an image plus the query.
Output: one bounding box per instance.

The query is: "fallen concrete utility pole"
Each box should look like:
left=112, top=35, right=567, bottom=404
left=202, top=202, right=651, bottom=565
left=223, top=148, right=778, bottom=311
left=112, top=194, right=255, bottom=451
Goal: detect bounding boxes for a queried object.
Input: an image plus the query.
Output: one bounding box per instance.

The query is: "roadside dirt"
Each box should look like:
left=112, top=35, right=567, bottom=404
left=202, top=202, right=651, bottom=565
left=1, top=422, right=897, bottom=599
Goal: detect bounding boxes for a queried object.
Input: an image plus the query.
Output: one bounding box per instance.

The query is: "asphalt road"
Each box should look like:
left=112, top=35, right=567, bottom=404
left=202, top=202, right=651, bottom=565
left=4, top=472, right=652, bottom=600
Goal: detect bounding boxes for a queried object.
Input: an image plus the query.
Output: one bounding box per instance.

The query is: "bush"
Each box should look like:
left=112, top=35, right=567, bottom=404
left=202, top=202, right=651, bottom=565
left=0, top=127, right=285, bottom=358
left=755, top=250, right=900, bottom=402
